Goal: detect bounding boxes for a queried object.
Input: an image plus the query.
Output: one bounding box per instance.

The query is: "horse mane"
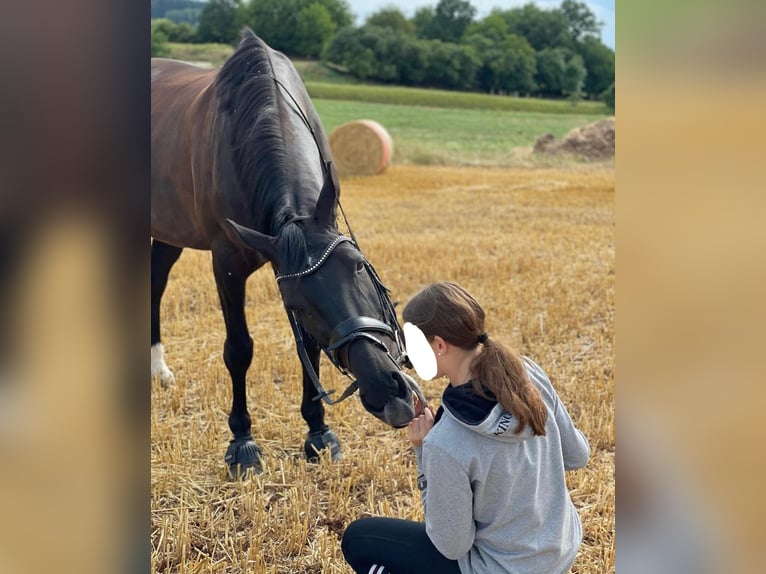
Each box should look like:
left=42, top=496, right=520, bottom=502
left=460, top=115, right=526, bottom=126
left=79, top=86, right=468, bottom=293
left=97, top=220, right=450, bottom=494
left=215, top=29, right=295, bottom=236
left=277, top=220, right=310, bottom=275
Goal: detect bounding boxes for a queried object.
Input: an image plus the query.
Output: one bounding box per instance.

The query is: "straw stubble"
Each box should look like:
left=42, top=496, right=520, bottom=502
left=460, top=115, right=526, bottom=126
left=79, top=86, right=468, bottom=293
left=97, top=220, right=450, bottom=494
left=151, top=164, right=614, bottom=573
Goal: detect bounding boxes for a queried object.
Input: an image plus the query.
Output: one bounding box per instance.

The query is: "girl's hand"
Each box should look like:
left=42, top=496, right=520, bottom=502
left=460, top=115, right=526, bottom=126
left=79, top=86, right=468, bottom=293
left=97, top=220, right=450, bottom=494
left=408, top=405, right=435, bottom=447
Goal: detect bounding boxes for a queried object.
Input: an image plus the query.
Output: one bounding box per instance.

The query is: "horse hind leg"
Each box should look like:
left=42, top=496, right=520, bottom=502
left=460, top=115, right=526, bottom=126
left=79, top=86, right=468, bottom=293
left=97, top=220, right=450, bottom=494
left=151, top=239, right=182, bottom=387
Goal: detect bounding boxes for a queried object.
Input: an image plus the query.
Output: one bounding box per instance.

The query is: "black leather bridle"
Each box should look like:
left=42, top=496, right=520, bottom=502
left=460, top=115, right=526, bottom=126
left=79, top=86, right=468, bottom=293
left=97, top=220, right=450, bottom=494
left=266, top=70, right=412, bottom=405
left=276, top=233, right=411, bottom=405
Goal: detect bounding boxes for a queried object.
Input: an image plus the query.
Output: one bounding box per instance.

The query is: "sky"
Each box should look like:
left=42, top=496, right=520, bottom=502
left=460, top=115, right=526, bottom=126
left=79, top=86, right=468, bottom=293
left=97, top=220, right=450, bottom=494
left=344, top=0, right=615, bottom=50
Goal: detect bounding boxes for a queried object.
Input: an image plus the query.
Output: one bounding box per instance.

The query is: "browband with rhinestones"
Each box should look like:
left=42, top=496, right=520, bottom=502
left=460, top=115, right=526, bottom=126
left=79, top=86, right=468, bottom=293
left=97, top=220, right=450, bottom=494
left=275, top=235, right=353, bottom=282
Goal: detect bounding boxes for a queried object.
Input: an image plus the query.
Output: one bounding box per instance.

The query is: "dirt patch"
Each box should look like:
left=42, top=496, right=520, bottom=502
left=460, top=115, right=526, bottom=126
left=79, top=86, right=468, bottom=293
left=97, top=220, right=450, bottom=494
left=534, top=117, right=615, bottom=160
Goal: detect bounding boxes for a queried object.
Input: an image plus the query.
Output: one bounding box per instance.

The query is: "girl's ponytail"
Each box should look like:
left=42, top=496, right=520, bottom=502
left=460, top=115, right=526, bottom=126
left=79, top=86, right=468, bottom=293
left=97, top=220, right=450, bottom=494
left=403, top=282, right=548, bottom=436
left=471, top=337, right=547, bottom=436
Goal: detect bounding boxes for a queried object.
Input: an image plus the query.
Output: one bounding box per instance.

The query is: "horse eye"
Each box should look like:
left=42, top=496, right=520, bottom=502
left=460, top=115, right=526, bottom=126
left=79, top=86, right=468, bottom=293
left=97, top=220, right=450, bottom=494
left=355, top=260, right=366, bottom=274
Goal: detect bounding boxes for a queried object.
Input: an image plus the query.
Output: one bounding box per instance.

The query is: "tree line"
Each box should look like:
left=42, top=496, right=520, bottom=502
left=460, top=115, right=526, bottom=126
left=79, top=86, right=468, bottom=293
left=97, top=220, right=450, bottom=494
left=152, top=0, right=615, bottom=107
left=152, top=0, right=205, bottom=25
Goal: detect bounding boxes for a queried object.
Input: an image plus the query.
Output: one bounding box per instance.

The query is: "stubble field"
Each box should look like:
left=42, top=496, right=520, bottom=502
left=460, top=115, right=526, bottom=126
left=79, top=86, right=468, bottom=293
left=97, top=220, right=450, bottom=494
left=151, top=164, right=615, bottom=573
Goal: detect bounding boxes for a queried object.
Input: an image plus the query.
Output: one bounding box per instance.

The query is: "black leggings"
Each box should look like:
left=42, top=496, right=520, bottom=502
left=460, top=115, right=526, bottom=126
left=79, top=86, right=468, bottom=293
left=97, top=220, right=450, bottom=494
left=341, top=517, right=462, bottom=574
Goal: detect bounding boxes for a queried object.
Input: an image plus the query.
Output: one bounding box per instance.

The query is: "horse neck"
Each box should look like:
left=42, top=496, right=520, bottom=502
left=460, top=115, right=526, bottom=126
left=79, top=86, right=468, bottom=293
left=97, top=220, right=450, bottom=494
left=263, top=101, right=328, bottom=236
left=214, top=43, right=328, bottom=237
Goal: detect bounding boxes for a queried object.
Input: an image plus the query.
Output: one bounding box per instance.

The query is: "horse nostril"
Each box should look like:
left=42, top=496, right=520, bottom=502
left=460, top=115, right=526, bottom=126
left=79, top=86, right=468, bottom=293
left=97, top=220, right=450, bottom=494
left=392, top=371, right=410, bottom=398
left=359, top=391, right=386, bottom=417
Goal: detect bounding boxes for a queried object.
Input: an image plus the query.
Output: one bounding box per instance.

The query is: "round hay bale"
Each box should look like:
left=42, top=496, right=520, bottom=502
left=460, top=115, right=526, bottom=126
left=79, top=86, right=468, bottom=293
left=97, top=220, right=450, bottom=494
left=329, top=119, right=393, bottom=176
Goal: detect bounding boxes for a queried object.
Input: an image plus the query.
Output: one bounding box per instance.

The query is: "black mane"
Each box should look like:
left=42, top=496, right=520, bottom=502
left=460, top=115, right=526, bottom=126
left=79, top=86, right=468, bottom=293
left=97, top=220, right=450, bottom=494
left=215, top=29, right=295, bottom=236
left=277, top=220, right=309, bottom=276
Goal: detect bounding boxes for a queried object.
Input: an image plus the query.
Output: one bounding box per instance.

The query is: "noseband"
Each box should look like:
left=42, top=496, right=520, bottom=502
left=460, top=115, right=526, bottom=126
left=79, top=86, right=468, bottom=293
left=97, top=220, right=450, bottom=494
left=276, top=234, right=409, bottom=405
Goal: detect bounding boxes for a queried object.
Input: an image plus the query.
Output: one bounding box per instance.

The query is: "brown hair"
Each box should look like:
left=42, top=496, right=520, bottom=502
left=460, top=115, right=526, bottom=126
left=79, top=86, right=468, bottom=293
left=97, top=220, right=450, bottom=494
left=402, top=282, right=547, bottom=436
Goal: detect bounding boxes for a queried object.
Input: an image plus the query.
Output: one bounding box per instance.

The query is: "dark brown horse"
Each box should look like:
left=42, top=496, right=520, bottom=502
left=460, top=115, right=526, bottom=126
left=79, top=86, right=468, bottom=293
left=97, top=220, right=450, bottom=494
left=151, top=29, right=423, bottom=477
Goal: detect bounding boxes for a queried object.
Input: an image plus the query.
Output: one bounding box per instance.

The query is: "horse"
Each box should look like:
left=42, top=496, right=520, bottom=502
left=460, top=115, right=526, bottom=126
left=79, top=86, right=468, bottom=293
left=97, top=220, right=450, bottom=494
left=151, top=29, right=424, bottom=477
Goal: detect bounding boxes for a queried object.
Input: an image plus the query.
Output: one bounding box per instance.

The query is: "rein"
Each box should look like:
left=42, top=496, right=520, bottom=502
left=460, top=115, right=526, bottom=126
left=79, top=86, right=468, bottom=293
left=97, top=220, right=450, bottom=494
left=266, top=72, right=409, bottom=405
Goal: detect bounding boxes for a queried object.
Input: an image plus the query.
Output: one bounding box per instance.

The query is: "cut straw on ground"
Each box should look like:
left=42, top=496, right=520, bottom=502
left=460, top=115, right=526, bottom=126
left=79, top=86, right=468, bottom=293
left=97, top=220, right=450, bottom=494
left=152, top=164, right=615, bottom=574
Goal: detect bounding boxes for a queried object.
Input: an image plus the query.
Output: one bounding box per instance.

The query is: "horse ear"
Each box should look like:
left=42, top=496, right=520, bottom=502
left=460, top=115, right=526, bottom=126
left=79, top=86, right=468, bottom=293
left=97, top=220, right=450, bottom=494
left=313, top=161, right=339, bottom=225
left=224, top=219, right=277, bottom=260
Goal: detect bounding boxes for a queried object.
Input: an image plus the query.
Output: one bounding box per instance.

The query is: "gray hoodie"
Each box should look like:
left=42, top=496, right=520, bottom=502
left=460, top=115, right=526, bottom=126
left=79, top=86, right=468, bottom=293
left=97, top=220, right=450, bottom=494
left=414, top=357, right=590, bottom=574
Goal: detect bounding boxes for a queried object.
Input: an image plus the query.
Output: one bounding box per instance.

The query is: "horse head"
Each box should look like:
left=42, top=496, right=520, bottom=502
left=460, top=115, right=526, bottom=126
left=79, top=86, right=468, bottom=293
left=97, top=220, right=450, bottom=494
left=224, top=166, right=424, bottom=429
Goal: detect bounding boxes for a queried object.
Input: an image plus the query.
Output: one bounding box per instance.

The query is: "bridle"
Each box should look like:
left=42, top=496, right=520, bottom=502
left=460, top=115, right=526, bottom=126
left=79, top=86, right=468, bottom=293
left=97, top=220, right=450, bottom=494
left=264, top=65, right=412, bottom=405
left=276, top=233, right=411, bottom=405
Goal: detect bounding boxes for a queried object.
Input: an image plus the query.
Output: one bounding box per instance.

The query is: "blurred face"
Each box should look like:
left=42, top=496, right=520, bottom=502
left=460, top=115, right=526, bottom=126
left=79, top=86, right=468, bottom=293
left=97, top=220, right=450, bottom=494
left=403, top=322, right=438, bottom=381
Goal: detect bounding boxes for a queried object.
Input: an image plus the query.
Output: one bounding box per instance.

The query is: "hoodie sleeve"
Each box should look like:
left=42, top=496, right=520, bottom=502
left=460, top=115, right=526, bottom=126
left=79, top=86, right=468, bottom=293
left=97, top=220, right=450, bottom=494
left=420, top=442, right=476, bottom=560
left=524, top=357, right=590, bottom=470
left=553, top=393, right=590, bottom=469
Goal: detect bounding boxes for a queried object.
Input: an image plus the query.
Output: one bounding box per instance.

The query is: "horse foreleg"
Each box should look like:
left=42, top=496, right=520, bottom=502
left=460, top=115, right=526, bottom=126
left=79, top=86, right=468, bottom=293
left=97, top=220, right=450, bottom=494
left=299, top=331, right=342, bottom=462
left=212, top=248, right=261, bottom=478
left=151, top=240, right=182, bottom=387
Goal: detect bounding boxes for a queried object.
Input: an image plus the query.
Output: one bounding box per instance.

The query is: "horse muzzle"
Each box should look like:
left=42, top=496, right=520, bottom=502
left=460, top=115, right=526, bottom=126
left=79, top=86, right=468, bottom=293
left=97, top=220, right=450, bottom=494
left=361, top=370, right=427, bottom=428
left=330, top=317, right=425, bottom=425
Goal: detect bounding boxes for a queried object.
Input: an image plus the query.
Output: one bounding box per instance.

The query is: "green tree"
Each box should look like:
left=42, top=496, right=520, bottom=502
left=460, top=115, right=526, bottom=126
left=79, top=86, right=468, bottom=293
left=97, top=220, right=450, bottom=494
left=196, top=0, right=241, bottom=44
left=496, top=34, right=538, bottom=95
left=170, top=21, right=196, bottom=42
left=245, top=0, right=352, bottom=56
left=576, top=36, right=614, bottom=99
left=322, top=26, right=387, bottom=81
left=464, top=33, right=503, bottom=93
left=562, top=53, right=587, bottom=103
left=322, top=25, right=357, bottom=64
left=151, top=20, right=170, bottom=56
left=424, top=0, right=477, bottom=43
left=152, top=18, right=196, bottom=43
left=500, top=3, right=570, bottom=51
left=560, top=0, right=601, bottom=42
left=295, top=3, right=337, bottom=58
left=316, top=0, right=353, bottom=30
left=602, top=81, right=615, bottom=113
left=465, top=31, right=536, bottom=94
left=355, top=25, right=400, bottom=82
left=152, top=0, right=204, bottom=24
left=412, top=6, right=435, bottom=39
left=152, top=18, right=179, bottom=41
left=325, top=25, right=479, bottom=89
left=397, top=35, right=429, bottom=85
left=464, top=11, right=508, bottom=43
left=246, top=0, right=298, bottom=50
left=423, top=40, right=480, bottom=90
left=535, top=47, right=570, bottom=96
left=366, top=7, right=415, bottom=35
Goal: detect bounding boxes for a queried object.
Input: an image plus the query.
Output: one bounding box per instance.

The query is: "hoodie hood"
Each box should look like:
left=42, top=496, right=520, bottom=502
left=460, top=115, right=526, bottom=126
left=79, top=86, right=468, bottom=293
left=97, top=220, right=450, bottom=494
left=440, top=381, right=535, bottom=442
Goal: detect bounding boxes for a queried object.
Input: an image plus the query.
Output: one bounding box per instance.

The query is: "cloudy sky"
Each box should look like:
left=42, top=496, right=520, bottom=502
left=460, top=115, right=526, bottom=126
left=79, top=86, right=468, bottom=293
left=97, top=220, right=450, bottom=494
left=344, top=0, right=615, bottom=49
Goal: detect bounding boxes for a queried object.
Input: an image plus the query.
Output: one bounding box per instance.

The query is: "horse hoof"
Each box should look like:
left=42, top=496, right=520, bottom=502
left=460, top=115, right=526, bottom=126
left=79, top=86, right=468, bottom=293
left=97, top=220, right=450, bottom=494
left=304, top=429, right=342, bottom=463
left=151, top=343, right=175, bottom=387
left=225, top=437, right=263, bottom=479
left=157, top=369, right=175, bottom=388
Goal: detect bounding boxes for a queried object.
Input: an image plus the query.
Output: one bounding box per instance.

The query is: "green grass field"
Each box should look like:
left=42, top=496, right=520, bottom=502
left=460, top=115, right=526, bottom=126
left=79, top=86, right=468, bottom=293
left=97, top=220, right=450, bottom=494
left=314, top=99, right=609, bottom=167
left=306, top=82, right=607, bottom=115
left=163, top=42, right=234, bottom=66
